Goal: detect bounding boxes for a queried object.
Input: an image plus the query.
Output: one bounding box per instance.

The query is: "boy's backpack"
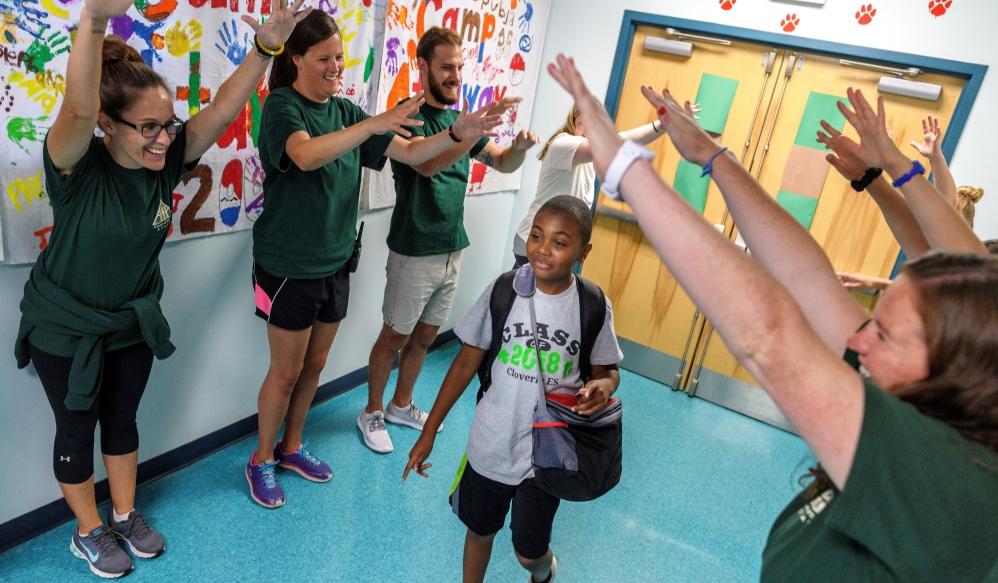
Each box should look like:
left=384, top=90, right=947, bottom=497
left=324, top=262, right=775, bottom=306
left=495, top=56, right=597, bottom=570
left=475, top=268, right=607, bottom=403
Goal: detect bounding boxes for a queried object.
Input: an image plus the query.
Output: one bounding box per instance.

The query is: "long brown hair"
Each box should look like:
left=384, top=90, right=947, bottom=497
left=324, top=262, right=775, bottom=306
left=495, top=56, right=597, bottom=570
left=893, top=251, right=998, bottom=452
left=269, top=10, right=340, bottom=90
left=537, top=97, right=605, bottom=161
left=99, top=36, right=169, bottom=121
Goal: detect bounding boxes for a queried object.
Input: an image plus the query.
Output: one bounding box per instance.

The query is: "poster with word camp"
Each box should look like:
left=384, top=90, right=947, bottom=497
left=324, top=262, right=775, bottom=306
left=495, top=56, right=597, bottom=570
left=0, top=0, right=380, bottom=265
left=363, top=0, right=549, bottom=210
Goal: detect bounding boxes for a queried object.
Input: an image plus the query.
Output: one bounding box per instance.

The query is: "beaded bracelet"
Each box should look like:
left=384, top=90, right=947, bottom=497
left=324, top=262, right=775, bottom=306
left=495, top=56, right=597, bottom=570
left=254, top=35, right=285, bottom=58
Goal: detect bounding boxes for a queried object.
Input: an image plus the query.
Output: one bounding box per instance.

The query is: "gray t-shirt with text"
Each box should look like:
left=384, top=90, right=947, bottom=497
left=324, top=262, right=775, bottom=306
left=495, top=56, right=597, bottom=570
left=454, top=277, right=622, bottom=485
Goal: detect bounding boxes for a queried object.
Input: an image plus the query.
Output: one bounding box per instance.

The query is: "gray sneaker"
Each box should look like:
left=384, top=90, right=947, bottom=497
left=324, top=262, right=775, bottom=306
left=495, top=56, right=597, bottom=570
left=385, top=401, right=443, bottom=433
left=70, top=525, right=134, bottom=578
left=107, top=509, right=165, bottom=558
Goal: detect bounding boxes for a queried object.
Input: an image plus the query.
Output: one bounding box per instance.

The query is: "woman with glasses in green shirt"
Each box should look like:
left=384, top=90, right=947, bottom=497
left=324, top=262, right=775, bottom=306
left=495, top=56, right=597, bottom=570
left=14, top=0, right=310, bottom=577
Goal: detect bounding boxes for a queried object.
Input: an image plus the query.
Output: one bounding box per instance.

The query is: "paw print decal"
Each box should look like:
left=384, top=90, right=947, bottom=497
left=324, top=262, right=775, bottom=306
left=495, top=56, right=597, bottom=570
left=781, top=13, right=800, bottom=32
left=928, top=0, right=952, bottom=16
left=855, top=4, right=876, bottom=24
left=719, top=0, right=736, bottom=10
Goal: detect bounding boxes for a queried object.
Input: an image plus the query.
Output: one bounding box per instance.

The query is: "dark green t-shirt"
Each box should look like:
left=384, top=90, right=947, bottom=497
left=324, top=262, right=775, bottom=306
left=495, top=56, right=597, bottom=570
left=388, top=103, right=490, bottom=257
left=27, top=128, right=193, bottom=356
left=761, top=381, right=998, bottom=582
left=254, top=87, right=395, bottom=278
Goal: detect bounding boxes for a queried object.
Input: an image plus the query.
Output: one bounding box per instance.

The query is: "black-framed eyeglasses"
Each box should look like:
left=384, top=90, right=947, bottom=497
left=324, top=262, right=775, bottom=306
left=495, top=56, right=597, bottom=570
left=110, top=116, right=184, bottom=138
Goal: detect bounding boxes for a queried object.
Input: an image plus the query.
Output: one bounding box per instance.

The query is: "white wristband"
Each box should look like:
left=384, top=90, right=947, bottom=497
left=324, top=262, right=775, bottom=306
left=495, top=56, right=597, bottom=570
left=601, top=140, right=655, bottom=201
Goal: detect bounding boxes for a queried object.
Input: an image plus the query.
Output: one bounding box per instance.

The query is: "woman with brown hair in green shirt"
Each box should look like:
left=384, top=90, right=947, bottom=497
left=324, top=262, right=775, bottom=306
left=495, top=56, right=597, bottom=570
left=246, top=10, right=501, bottom=509
left=549, top=55, right=997, bottom=582
left=14, top=0, right=309, bottom=577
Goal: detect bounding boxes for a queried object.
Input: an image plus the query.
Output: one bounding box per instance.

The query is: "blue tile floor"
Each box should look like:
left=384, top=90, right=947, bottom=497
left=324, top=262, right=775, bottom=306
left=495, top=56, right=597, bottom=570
left=0, top=342, right=813, bottom=582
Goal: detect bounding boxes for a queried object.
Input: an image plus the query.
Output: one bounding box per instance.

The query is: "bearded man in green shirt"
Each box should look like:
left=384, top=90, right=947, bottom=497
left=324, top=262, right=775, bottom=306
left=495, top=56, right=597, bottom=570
left=359, top=27, right=540, bottom=453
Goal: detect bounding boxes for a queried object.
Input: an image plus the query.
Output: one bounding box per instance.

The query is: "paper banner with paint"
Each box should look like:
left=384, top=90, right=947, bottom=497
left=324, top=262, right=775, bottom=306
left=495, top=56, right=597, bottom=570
left=363, top=0, right=550, bottom=210
left=0, top=0, right=381, bottom=264
left=776, top=92, right=845, bottom=229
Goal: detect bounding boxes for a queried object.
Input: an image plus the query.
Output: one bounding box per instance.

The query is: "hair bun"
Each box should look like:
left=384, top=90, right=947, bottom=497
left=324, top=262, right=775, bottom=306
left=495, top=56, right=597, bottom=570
left=957, top=186, right=984, bottom=204
left=102, top=35, right=144, bottom=66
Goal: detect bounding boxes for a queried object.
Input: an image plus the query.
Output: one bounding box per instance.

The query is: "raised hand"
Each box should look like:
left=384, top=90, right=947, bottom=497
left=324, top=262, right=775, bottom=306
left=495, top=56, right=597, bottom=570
left=241, top=0, right=312, bottom=51
left=547, top=54, right=622, bottom=176
left=909, top=115, right=942, bottom=159
left=83, top=0, right=136, bottom=21
left=371, top=92, right=426, bottom=137
left=816, top=120, right=868, bottom=181
left=640, top=85, right=718, bottom=166
left=486, top=96, right=522, bottom=118
left=836, top=271, right=890, bottom=292
left=402, top=433, right=435, bottom=481
left=451, top=99, right=503, bottom=141
left=511, top=129, right=540, bottom=151
left=835, top=88, right=906, bottom=172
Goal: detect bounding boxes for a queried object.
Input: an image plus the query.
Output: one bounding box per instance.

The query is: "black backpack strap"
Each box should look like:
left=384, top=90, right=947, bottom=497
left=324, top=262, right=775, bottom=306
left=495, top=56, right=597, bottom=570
left=575, top=275, right=607, bottom=384
left=477, top=269, right=518, bottom=402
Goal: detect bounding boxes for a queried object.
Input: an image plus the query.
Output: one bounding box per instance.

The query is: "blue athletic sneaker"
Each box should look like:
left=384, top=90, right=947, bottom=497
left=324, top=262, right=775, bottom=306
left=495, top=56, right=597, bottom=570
left=245, top=452, right=285, bottom=508
left=275, top=438, right=332, bottom=482
left=107, top=509, right=165, bottom=558
left=70, top=525, right=133, bottom=578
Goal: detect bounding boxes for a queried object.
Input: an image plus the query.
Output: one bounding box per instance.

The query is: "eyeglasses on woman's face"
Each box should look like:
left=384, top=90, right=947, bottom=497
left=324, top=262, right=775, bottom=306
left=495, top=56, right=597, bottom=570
left=110, top=116, right=183, bottom=138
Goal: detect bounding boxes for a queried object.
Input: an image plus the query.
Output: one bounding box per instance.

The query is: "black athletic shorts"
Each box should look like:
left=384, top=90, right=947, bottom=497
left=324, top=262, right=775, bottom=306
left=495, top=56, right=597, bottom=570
left=252, top=262, right=349, bottom=330
left=450, top=460, right=561, bottom=560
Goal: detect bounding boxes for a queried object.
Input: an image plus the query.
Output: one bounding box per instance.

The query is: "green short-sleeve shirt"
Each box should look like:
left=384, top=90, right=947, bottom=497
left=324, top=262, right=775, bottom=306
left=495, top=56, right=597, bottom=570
left=388, top=103, right=490, bottom=257
left=26, top=128, right=193, bottom=356
left=761, top=381, right=998, bottom=582
left=254, top=87, right=395, bottom=278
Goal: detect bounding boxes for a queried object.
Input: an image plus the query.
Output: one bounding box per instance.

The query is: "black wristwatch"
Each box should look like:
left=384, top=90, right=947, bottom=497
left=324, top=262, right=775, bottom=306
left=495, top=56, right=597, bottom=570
left=850, top=167, right=883, bottom=192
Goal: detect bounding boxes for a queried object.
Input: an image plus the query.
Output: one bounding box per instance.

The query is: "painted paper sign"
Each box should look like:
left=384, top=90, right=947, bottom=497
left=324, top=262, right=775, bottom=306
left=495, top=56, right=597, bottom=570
left=364, top=0, right=550, bottom=210
left=0, top=0, right=381, bottom=264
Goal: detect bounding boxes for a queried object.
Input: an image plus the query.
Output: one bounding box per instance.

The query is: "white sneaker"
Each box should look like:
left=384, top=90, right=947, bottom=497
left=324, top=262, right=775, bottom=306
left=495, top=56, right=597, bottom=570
left=528, top=554, right=557, bottom=583
left=358, top=410, right=393, bottom=453
left=385, top=401, right=443, bottom=433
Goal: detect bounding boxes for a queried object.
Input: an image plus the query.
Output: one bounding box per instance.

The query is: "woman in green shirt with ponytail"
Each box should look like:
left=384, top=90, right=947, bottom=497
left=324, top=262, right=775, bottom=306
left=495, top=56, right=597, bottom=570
left=14, top=0, right=309, bottom=577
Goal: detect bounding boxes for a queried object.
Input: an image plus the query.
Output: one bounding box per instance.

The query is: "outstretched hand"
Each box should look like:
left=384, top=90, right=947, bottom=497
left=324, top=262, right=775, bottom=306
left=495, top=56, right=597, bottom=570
left=486, top=96, right=522, bottom=118
left=836, top=88, right=905, bottom=171
left=402, top=433, right=435, bottom=481
left=547, top=54, right=622, bottom=177
left=452, top=99, right=504, bottom=141
left=909, top=115, right=942, bottom=159
left=83, top=0, right=135, bottom=20
left=640, top=86, right=718, bottom=166
left=372, top=92, right=425, bottom=137
left=241, top=0, right=312, bottom=52
left=816, top=120, right=868, bottom=182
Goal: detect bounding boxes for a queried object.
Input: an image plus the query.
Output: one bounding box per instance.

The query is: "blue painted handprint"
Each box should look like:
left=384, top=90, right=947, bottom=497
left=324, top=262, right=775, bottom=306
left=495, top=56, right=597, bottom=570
left=215, top=19, right=251, bottom=66
left=518, top=2, right=533, bottom=33
left=385, top=37, right=402, bottom=76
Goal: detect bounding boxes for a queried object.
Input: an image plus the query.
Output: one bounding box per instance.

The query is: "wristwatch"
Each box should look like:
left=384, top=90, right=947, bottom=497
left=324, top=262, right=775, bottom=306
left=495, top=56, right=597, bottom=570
left=602, top=140, right=655, bottom=201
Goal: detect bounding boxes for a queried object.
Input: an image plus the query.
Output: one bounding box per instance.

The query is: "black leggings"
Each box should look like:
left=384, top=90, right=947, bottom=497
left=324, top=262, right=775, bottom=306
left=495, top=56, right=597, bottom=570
left=30, top=342, right=154, bottom=484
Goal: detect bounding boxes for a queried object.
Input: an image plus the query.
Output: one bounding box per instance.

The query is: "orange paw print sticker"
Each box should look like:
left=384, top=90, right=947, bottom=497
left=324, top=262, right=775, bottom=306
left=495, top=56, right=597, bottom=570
left=928, top=0, right=952, bottom=16
left=855, top=4, right=876, bottom=24
left=781, top=13, right=800, bottom=32
left=719, top=0, right=736, bottom=10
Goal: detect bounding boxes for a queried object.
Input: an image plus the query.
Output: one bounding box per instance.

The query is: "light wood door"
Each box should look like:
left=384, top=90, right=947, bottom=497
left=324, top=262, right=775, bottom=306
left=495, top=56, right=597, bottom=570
left=692, top=50, right=966, bottom=391
left=582, top=26, right=783, bottom=386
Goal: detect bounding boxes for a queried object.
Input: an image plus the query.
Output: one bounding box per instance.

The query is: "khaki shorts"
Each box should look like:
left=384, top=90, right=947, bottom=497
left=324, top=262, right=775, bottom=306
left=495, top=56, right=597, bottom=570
left=383, top=250, right=462, bottom=335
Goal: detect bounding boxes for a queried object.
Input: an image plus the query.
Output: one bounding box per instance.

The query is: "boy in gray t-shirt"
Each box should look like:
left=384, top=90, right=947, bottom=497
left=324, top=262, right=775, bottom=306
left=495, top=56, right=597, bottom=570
left=403, top=196, right=622, bottom=583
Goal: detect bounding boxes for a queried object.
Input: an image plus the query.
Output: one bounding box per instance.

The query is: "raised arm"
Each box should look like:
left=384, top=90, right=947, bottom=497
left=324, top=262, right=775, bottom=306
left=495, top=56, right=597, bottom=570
left=403, top=343, right=486, bottom=480
left=386, top=99, right=502, bottom=169
left=46, top=0, right=135, bottom=173
left=641, top=87, right=867, bottom=355
left=838, top=89, right=986, bottom=254
left=472, top=129, right=539, bottom=173
left=571, top=120, right=668, bottom=165
left=817, top=121, right=931, bottom=257
left=549, top=55, right=864, bottom=489
left=184, top=0, right=310, bottom=163
left=910, top=115, right=958, bottom=210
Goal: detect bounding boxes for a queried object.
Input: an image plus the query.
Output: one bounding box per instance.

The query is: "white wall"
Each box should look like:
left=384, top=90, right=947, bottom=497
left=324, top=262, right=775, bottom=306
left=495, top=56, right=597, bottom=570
left=505, top=0, right=998, bottom=259
left=0, top=192, right=514, bottom=525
